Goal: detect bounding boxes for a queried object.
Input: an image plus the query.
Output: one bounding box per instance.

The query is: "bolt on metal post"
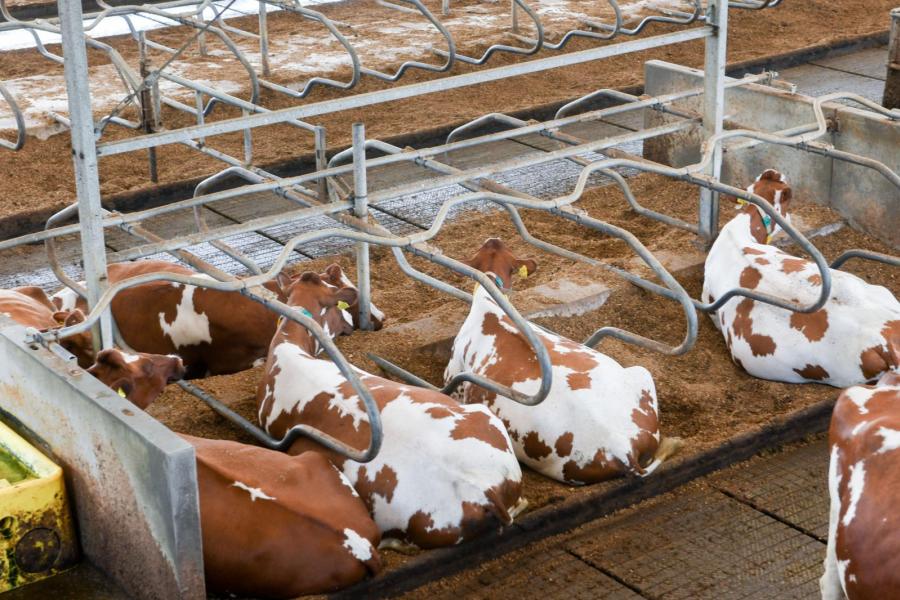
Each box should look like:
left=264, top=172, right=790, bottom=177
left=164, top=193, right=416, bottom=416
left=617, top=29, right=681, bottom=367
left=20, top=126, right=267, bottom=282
left=352, top=123, right=373, bottom=330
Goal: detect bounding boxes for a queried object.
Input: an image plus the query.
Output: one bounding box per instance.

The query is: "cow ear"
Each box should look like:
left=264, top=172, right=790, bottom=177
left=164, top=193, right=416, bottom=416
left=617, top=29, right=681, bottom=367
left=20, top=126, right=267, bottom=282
left=334, top=286, right=358, bottom=308
left=96, top=348, right=125, bottom=368
left=64, top=309, right=86, bottom=326
left=324, top=264, right=344, bottom=285
left=274, top=272, right=293, bottom=297
left=513, top=258, right=538, bottom=278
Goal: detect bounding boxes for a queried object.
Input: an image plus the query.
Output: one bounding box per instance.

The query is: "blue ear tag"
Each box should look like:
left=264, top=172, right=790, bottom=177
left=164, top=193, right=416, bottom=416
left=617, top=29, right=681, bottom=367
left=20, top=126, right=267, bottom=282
left=300, top=308, right=314, bottom=319
left=495, top=276, right=503, bottom=288
left=762, top=214, right=772, bottom=229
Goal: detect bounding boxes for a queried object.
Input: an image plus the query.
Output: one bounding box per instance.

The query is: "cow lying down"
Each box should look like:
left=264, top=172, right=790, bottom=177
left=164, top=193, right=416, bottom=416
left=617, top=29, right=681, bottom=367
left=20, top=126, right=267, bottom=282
left=445, top=239, right=681, bottom=485
left=89, top=348, right=381, bottom=598
left=0, top=286, right=93, bottom=368
left=53, top=260, right=384, bottom=378
left=256, top=270, right=525, bottom=549
left=821, top=370, right=900, bottom=600
left=703, top=169, right=899, bottom=387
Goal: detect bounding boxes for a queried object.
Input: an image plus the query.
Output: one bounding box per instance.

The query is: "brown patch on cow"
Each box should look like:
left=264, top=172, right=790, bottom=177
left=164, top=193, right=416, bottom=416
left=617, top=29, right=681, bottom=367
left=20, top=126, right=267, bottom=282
left=566, top=372, right=592, bottom=391
left=789, top=309, right=830, bottom=342
left=425, top=406, right=454, bottom=419
left=500, top=418, right=519, bottom=442
left=554, top=432, right=574, bottom=457
left=808, top=274, right=822, bottom=286
left=732, top=298, right=777, bottom=356
left=521, top=431, right=552, bottom=461
left=733, top=356, right=745, bottom=371
left=450, top=410, right=509, bottom=452
left=781, top=257, right=808, bottom=274
left=355, top=464, right=399, bottom=504
left=561, top=450, right=623, bottom=484
left=858, top=321, right=899, bottom=382
left=629, top=390, right=660, bottom=468
left=739, top=266, right=763, bottom=290
left=794, top=364, right=830, bottom=381
left=754, top=257, right=770, bottom=266
left=742, top=247, right=765, bottom=256
left=550, top=340, right=600, bottom=372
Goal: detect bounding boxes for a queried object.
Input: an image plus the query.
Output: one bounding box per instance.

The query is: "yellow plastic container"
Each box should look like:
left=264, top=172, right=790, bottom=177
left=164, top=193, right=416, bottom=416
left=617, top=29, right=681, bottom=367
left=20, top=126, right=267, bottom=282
left=0, top=419, right=78, bottom=591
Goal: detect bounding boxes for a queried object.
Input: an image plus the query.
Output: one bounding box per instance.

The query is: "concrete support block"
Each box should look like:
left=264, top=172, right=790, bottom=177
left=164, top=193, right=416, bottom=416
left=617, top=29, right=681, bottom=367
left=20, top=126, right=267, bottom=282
left=883, top=8, right=900, bottom=110
left=0, top=321, right=205, bottom=600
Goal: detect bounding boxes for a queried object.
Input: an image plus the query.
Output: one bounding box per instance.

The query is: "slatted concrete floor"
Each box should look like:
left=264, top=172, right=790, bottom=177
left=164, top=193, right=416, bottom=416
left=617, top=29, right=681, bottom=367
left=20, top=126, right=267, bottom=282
left=414, top=439, right=830, bottom=599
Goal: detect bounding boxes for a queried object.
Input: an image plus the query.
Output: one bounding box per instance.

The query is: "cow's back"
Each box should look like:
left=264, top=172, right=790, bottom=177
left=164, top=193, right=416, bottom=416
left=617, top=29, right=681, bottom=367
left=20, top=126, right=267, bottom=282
left=184, top=434, right=380, bottom=597
left=705, top=239, right=900, bottom=387
left=823, top=379, right=900, bottom=599
left=0, top=288, right=59, bottom=330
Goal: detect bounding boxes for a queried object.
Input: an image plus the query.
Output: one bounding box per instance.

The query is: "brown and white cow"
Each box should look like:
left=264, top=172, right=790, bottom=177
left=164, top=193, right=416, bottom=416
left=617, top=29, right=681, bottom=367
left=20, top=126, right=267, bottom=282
left=702, top=169, right=899, bottom=387
left=444, top=238, right=680, bottom=485
left=0, top=286, right=93, bottom=367
left=257, top=272, right=524, bottom=549
left=86, top=348, right=186, bottom=409
left=821, top=370, right=900, bottom=600
left=88, top=347, right=382, bottom=598
left=53, top=260, right=383, bottom=378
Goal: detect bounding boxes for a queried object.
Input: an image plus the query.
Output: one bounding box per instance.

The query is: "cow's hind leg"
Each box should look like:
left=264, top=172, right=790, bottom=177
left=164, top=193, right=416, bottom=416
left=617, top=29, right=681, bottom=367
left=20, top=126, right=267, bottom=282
left=821, top=446, right=846, bottom=600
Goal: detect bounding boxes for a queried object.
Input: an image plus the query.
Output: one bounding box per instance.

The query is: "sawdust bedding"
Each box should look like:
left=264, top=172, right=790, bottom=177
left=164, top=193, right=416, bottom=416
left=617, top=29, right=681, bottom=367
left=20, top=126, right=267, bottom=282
left=0, top=0, right=896, bottom=221
left=149, top=172, right=898, bottom=578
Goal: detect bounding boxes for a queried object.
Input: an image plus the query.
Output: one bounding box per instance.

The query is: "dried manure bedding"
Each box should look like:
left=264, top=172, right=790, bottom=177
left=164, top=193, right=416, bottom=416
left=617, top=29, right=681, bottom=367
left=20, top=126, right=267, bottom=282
left=149, top=173, right=898, bottom=571
left=0, top=0, right=895, bottom=219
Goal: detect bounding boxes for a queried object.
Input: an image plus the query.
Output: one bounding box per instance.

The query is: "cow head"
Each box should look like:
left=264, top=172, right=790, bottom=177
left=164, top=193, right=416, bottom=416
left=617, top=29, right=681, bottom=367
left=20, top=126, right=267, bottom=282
left=320, top=264, right=385, bottom=331
left=464, top=238, right=537, bottom=291
left=51, top=309, right=94, bottom=369
left=738, top=169, right=792, bottom=244
left=283, top=271, right=359, bottom=345
left=88, top=348, right=186, bottom=409
left=270, top=266, right=384, bottom=332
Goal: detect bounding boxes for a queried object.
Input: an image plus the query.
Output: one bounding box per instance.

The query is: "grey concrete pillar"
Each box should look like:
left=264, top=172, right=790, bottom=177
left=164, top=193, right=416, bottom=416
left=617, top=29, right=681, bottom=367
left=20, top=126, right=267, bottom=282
left=884, top=8, right=900, bottom=109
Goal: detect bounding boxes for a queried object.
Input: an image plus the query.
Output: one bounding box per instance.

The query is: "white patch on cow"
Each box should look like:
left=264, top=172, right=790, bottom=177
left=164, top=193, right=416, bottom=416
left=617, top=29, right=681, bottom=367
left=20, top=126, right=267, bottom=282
left=837, top=559, right=851, bottom=587
left=336, top=270, right=385, bottom=324
left=851, top=421, right=869, bottom=436
left=842, top=461, right=866, bottom=527
left=876, top=427, right=900, bottom=454
left=158, top=286, right=213, bottom=348
left=121, top=352, right=140, bottom=364
left=333, top=465, right=360, bottom=498
left=251, top=357, right=266, bottom=368
left=342, top=528, right=374, bottom=561
left=703, top=201, right=900, bottom=388
left=821, top=445, right=846, bottom=600
left=264, top=342, right=368, bottom=431
left=51, top=287, right=79, bottom=312
left=843, top=387, right=874, bottom=414
left=231, top=481, right=276, bottom=502
left=446, top=285, right=658, bottom=483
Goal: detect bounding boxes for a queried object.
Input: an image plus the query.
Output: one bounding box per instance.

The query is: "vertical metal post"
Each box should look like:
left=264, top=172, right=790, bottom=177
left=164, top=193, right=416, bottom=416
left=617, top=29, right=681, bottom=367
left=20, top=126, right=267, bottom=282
left=258, top=0, right=271, bottom=77
left=315, top=126, right=328, bottom=203
left=351, top=123, right=372, bottom=330
left=511, top=0, right=519, bottom=33
left=699, top=0, right=728, bottom=246
left=442, top=0, right=449, bottom=16
left=884, top=7, right=900, bottom=110
left=242, top=109, right=253, bottom=165
left=138, top=33, right=158, bottom=183
left=58, top=0, right=113, bottom=351
left=194, top=90, right=205, bottom=147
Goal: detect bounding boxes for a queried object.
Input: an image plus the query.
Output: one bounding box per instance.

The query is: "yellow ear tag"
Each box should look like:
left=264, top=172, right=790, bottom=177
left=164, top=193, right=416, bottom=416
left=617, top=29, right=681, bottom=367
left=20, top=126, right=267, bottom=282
left=277, top=316, right=285, bottom=328
left=117, top=388, right=127, bottom=398
left=337, top=300, right=350, bottom=311
left=518, top=265, right=529, bottom=279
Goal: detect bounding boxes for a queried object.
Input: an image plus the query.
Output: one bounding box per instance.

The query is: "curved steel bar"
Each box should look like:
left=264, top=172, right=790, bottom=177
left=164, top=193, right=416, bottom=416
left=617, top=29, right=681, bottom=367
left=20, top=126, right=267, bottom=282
left=559, top=157, right=833, bottom=315
left=255, top=2, right=362, bottom=99
left=0, top=81, right=26, bottom=151
left=432, top=0, right=543, bottom=66
left=830, top=249, right=900, bottom=271
left=582, top=0, right=700, bottom=36
left=511, top=0, right=622, bottom=50
left=44, top=204, right=90, bottom=303
left=38, top=268, right=383, bottom=461
left=359, top=0, right=456, bottom=83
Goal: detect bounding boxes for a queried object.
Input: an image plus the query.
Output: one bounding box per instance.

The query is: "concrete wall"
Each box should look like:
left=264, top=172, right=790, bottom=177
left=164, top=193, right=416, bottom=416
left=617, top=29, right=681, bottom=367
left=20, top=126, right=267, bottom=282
left=0, top=320, right=205, bottom=600
left=644, top=60, right=899, bottom=248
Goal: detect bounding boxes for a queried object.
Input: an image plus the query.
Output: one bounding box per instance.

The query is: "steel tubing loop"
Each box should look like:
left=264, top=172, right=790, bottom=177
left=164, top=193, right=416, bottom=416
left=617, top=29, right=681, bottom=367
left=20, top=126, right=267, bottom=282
left=510, top=0, right=621, bottom=50
left=433, top=0, right=543, bottom=65
left=0, top=81, right=25, bottom=151
left=830, top=249, right=900, bottom=271
left=581, top=0, right=701, bottom=37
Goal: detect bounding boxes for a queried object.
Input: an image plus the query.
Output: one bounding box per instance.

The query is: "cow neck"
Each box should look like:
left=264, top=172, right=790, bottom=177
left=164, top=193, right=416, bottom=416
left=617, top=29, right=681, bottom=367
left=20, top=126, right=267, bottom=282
left=276, top=309, right=321, bottom=357
left=724, top=208, right=771, bottom=246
